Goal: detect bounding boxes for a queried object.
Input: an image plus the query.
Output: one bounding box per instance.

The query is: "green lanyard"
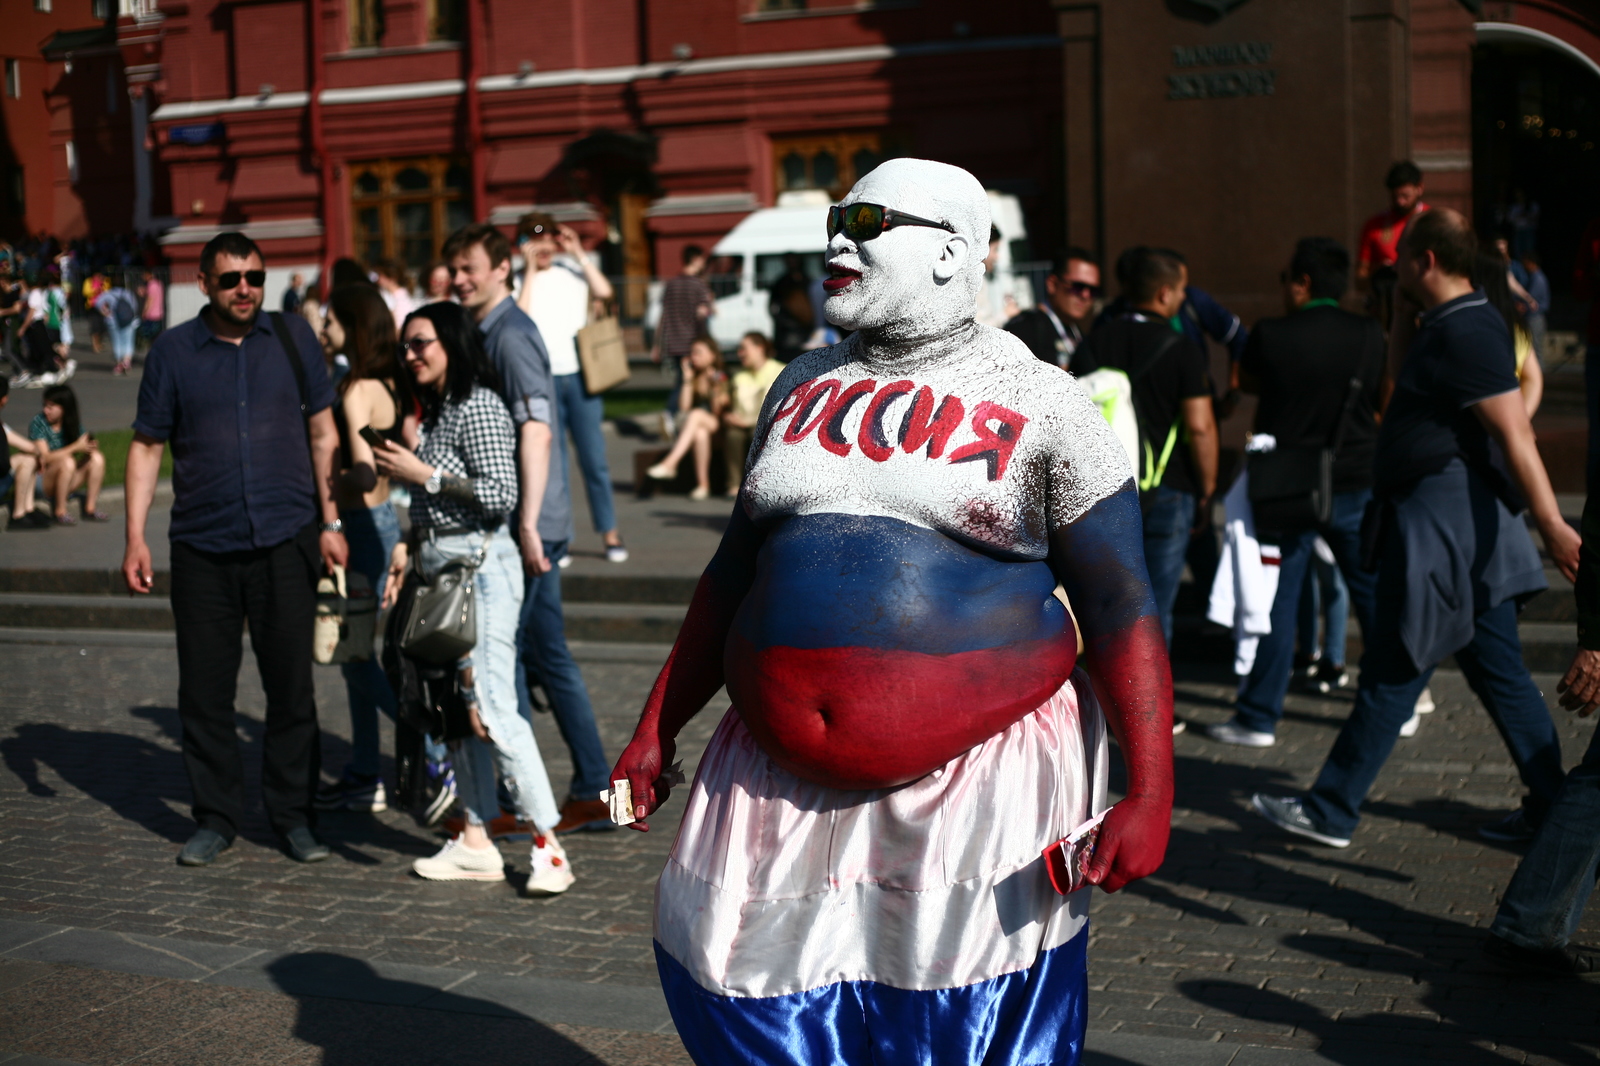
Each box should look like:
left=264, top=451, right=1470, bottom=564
left=1300, top=298, right=1340, bottom=311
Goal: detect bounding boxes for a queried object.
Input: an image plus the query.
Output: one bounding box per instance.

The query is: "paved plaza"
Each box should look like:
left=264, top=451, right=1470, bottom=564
left=0, top=634, right=1596, bottom=1064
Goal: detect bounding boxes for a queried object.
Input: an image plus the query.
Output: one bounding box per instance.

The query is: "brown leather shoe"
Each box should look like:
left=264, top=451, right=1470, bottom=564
left=554, top=798, right=616, bottom=835
left=439, top=810, right=529, bottom=839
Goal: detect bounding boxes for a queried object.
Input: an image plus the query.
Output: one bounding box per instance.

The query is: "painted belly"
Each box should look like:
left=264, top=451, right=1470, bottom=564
left=725, top=513, right=1076, bottom=788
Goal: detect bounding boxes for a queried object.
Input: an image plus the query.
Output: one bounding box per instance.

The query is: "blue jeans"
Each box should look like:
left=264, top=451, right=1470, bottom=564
left=1142, top=486, right=1193, bottom=648
left=1301, top=593, right=1565, bottom=839
left=1297, top=549, right=1349, bottom=663
left=1234, top=491, right=1378, bottom=736
left=338, top=503, right=401, bottom=778
left=555, top=372, right=617, bottom=535
left=517, top=538, right=611, bottom=800
left=1492, top=723, right=1600, bottom=949
left=425, top=528, right=560, bottom=832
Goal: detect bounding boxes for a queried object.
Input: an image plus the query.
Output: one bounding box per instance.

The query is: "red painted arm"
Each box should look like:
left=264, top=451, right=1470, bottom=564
left=1048, top=486, right=1174, bottom=892
left=611, top=502, right=765, bottom=830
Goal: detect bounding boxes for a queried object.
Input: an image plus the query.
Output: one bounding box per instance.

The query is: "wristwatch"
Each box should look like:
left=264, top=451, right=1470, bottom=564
left=424, top=468, right=442, bottom=495
left=319, top=520, right=343, bottom=534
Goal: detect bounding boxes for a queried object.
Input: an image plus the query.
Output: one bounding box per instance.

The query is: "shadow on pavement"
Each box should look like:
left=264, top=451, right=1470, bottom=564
left=0, top=718, right=195, bottom=843
left=266, top=953, right=602, bottom=1065
left=1119, top=748, right=1600, bottom=1063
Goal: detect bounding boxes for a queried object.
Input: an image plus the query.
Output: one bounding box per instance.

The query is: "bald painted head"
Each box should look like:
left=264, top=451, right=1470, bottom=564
left=822, top=159, right=991, bottom=343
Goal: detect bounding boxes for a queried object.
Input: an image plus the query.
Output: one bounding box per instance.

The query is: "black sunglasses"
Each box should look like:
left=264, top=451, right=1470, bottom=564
left=1065, top=280, right=1100, bottom=299
left=213, top=269, right=266, bottom=290
left=827, top=202, right=956, bottom=243
left=399, top=336, right=438, bottom=356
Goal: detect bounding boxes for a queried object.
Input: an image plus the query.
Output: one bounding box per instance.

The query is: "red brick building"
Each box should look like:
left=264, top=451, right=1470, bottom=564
left=69, top=0, right=1600, bottom=326
left=1, top=0, right=141, bottom=242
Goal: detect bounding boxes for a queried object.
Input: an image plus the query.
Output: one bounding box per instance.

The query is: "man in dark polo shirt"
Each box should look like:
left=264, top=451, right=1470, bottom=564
left=1004, top=247, right=1100, bottom=368
left=1254, top=209, right=1581, bottom=849
left=1206, top=238, right=1385, bottom=748
left=123, top=232, right=347, bottom=867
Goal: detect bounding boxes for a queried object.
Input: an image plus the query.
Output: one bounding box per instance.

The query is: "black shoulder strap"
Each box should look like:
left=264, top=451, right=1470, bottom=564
left=270, top=312, right=313, bottom=455
left=1130, top=330, right=1183, bottom=382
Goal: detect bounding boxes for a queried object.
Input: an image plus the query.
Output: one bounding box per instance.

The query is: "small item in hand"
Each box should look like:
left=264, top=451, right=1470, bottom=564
left=358, top=424, right=387, bottom=450
left=1043, top=811, right=1108, bottom=895
left=599, top=761, right=687, bottom=825
left=601, top=779, right=634, bottom=826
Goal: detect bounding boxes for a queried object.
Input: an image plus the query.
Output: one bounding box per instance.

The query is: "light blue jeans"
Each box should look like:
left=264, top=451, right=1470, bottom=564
left=108, top=320, right=136, bottom=360
left=339, top=502, right=401, bottom=778
left=420, top=527, right=560, bottom=832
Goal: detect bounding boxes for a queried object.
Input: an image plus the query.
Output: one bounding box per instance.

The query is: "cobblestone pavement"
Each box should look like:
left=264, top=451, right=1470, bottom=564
left=0, top=642, right=1597, bottom=1063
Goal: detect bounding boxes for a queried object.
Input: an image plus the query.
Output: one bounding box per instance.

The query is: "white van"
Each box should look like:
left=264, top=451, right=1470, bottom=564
left=645, top=189, right=1033, bottom=350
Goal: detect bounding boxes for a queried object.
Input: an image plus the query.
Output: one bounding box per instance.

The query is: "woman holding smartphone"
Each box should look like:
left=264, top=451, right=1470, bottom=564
left=374, top=302, right=574, bottom=895
left=314, top=285, right=416, bottom=812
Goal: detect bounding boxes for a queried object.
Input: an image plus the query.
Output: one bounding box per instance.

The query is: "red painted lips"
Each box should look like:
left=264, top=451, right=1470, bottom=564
left=822, top=265, right=860, bottom=295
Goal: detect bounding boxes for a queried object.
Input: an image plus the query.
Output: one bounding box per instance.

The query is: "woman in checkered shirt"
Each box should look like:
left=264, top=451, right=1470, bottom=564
left=375, top=301, right=575, bottom=896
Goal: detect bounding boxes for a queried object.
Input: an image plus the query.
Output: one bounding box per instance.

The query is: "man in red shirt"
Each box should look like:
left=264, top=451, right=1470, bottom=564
left=1357, top=161, right=1428, bottom=287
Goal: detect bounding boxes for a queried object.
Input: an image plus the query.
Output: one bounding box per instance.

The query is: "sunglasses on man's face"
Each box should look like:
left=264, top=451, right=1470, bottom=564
left=212, top=270, right=266, bottom=291
left=827, top=202, right=956, bottom=244
left=1065, top=281, right=1100, bottom=299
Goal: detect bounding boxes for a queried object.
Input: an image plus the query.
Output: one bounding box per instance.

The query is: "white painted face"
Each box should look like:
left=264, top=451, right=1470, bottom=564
left=822, top=159, right=990, bottom=344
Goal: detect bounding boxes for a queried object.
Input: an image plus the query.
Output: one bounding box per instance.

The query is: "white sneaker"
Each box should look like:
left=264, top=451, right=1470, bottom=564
left=1415, top=687, right=1435, bottom=714
left=1399, top=710, right=1422, bottom=738
left=1206, top=720, right=1276, bottom=747
left=647, top=461, right=675, bottom=480
left=412, top=836, right=505, bottom=881
left=526, top=833, right=575, bottom=896
left=605, top=542, right=629, bottom=563
left=1172, top=719, right=1187, bottom=736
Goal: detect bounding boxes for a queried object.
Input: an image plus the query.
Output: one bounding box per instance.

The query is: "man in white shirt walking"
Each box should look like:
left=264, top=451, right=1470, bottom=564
left=516, top=213, right=627, bottom=563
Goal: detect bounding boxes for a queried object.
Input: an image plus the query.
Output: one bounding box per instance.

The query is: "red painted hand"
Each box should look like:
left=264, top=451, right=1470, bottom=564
left=610, top=729, right=678, bottom=833
left=1083, top=792, right=1171, bottom=893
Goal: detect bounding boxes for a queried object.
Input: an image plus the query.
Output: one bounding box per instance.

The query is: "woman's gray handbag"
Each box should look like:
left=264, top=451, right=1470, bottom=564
left=399, top=533, right=491, bottom=665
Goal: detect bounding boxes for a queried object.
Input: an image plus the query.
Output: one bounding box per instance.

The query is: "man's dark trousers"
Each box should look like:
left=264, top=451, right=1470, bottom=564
left=171, top=524, right=321, bottom=841
left=1300, top=533, right=1564, bottom=839
left=1234, top=490, right=1379, bottom=736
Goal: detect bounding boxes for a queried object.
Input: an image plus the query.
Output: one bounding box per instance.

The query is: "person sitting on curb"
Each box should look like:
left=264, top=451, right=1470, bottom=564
left=647, top=334, right=728, bottom=500
left=720, top=331, right=783, bottom=499
left=29, top=384, right=105, bottom=525
left=2, top=375, right=47, bottom=529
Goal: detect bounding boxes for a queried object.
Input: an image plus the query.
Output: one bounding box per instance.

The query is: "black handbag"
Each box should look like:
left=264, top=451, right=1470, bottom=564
left=1249, top=376, right=1363, bottom=538
left=399, top=531, right=492, bottom=664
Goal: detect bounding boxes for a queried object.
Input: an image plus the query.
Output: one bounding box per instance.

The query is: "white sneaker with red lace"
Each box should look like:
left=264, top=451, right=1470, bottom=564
left=526, top=833, right=575, bottom=896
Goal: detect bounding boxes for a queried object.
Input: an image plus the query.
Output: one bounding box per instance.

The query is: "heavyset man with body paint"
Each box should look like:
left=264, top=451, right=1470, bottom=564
left=609, top=159, right=1174, bottom=1064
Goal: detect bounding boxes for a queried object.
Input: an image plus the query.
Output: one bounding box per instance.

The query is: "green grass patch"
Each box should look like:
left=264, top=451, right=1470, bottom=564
left=603, top=390, right=671, bottom=421
left=90, top=427, right=173, bottom=486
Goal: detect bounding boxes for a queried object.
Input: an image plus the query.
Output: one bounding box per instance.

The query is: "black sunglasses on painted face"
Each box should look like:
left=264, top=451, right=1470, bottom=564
left=213, top=270, right=266, bottom=290
left=827, top=202, right=957, bottom=243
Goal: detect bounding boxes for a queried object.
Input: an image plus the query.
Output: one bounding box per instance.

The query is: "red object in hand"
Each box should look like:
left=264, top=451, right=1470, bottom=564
left=1043, top=812, right=1106, bottom=895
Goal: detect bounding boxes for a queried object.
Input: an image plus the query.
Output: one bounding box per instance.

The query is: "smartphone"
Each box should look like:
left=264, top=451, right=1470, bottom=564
left=1043, top=811, right=1108, bottom=895
left=358, top=425, right=387, bottom=450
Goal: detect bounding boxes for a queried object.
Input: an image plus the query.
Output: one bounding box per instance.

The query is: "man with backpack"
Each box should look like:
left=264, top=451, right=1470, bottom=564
left=96, top=276, right=139, bottom=375
left=1204, top=239, right=1385, bottom=748
left=123, top=232, right=346, bottom=868
left=1075, top=247, right=1218, bottom=655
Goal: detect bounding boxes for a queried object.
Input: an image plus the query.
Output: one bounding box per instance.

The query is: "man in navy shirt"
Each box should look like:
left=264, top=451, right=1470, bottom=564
left=1253, top=209, right=1582, bottom=849
left=123, top=232, right=347, bottom=867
